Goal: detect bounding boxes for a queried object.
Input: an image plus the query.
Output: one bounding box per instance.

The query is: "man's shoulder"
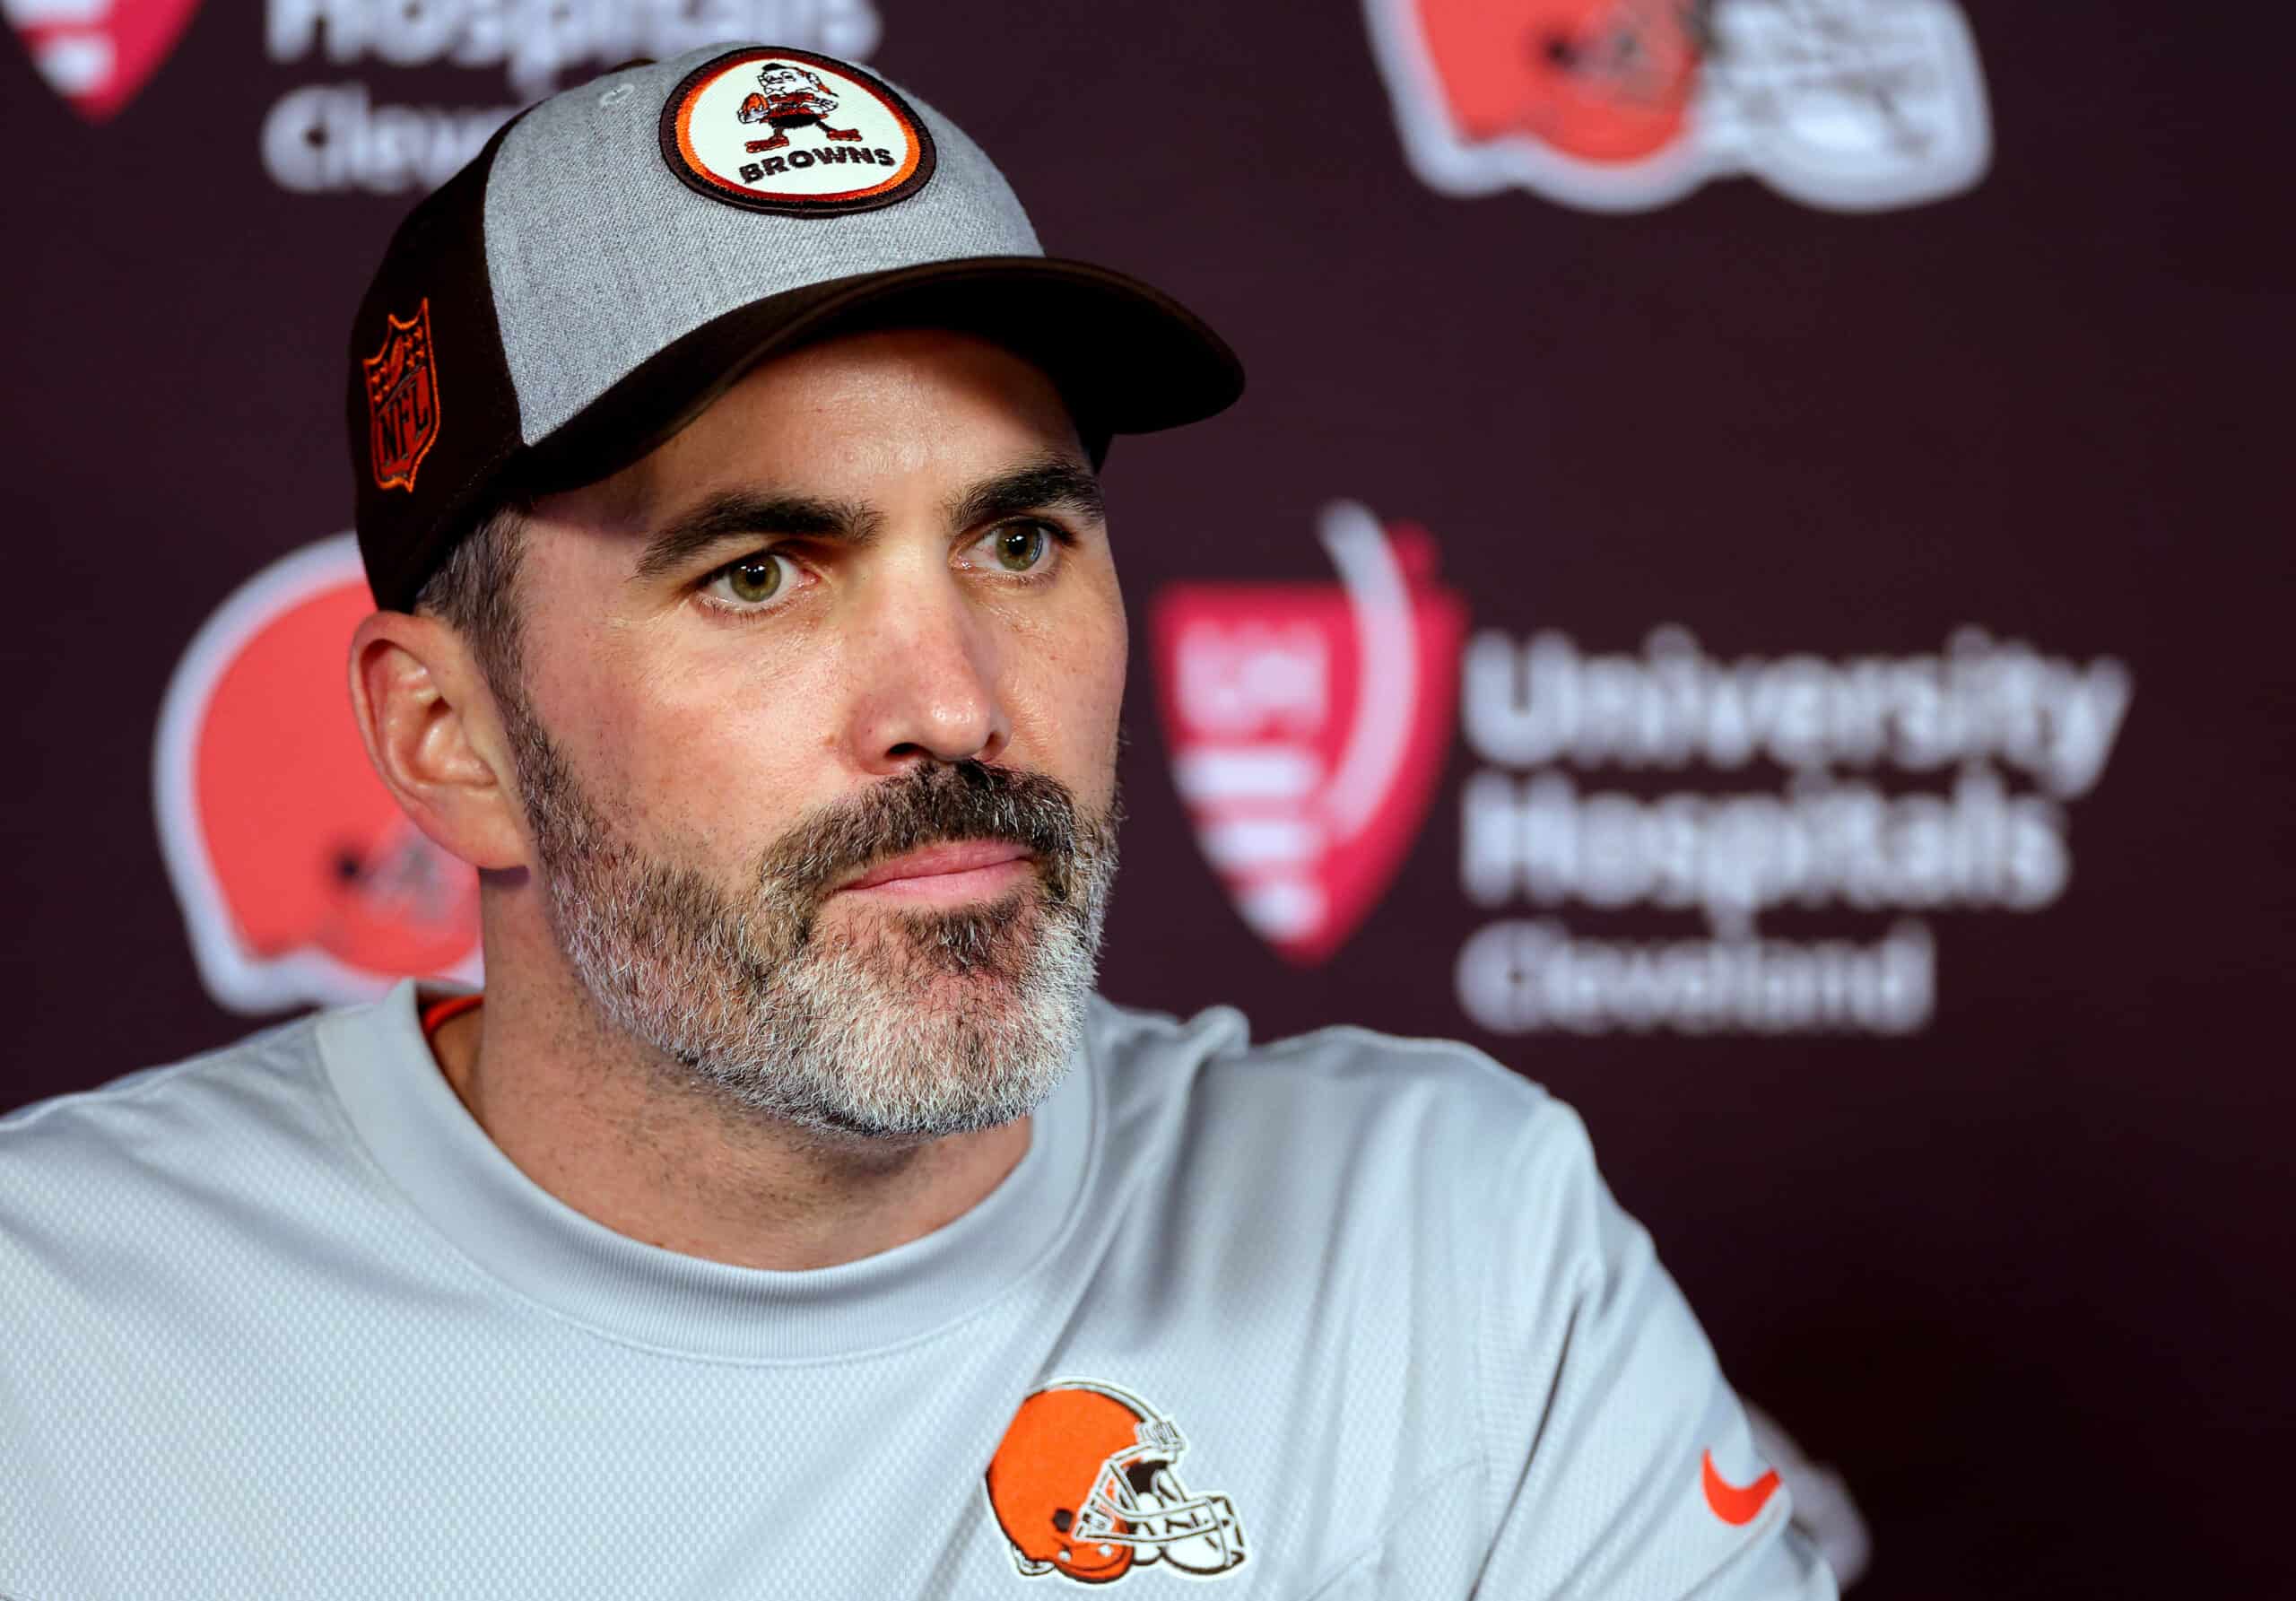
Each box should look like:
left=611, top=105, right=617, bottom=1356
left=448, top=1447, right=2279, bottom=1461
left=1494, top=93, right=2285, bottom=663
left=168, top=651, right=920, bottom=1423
left=1091, top=989, right=1550, bottom=1108
left=0, top=1011, right=338, bottom=1213
left=1084, top=992, right=1589, bottom=1183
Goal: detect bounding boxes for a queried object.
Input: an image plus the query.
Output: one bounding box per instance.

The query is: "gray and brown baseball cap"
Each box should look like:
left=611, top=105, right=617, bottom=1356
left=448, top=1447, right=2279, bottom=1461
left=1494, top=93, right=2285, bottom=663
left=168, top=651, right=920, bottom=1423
left=347, top=42, right=1243, bottom=613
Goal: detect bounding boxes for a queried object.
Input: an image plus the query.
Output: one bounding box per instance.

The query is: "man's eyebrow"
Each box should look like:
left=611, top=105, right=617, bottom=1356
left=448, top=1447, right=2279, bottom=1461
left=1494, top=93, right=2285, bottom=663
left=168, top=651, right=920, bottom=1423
left=946, top=457, right=1106, bottom=533
left=631, top=489, right=883, bottom=582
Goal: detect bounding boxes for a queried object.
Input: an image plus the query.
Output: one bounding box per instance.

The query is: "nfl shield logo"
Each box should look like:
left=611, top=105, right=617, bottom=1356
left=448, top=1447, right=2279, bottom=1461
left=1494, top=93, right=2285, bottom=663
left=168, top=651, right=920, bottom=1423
left=361, top=300, right=442, bottom=492
left=1152, top=503, right=1465, bottom=966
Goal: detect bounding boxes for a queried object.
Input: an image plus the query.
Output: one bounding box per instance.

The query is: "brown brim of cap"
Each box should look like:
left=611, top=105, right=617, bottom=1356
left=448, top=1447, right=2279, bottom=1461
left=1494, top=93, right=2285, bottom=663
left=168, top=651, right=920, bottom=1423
left=516, top=257, right=1244, bottom=493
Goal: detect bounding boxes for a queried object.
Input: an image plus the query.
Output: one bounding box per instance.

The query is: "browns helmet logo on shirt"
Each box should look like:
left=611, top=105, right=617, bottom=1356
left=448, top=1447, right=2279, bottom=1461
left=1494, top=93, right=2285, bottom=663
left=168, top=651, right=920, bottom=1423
left=4, top=0, right=201, bottom=122
left=1151, top=503, right=1465, bottom=968
left=1363, top=0, right=1992, bottom=212
left=154, top=535, right=482, bottom=1014
left=985, top=1379, right=1247, bottom=1583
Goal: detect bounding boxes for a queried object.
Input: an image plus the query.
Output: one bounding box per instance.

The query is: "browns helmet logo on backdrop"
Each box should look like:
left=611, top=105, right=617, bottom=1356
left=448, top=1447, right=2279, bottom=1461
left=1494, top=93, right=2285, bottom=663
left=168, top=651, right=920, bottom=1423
left=4, top=0, right=201, bottom=121
left=1363, top=0, right=1991, bottom=211
left=155, top=536, right=481, bottom=1014
left=1152, top=504, right=1466, bottom=967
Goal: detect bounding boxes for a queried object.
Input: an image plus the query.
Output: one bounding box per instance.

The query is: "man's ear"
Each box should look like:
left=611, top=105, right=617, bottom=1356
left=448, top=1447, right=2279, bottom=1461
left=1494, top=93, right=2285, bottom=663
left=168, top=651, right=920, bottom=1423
left=348, top=612, right=530, bottom=872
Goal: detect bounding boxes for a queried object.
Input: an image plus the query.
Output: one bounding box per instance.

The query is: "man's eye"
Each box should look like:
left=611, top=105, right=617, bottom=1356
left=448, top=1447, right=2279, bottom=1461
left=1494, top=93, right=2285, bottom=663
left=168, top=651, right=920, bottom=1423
left=986, top=521, right=1054, bottom=574
left=705, top=552, right=792, bottom=607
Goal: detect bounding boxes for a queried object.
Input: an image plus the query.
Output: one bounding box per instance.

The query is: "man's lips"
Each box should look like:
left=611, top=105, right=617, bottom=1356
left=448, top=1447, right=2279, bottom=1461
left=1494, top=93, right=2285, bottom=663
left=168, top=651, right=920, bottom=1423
left=836, top=840, right=1037, bottom=902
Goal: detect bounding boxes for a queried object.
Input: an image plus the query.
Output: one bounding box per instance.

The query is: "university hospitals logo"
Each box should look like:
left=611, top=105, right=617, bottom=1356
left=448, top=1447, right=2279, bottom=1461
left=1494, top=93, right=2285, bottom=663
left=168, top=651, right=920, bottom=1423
left=154, top=536, right=482, bottom=1014
left=1363, top=0, right=1991, bottom=212
left=4, top=0, right=201, bottom=121
left=1158, top=502, right=2133, bottom=1034
left=1152, top=504, right=1466, bottom=966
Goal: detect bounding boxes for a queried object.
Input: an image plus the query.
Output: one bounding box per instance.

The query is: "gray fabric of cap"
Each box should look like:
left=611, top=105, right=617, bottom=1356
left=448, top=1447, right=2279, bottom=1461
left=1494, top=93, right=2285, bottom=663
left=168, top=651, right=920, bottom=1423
left=488, top=49, right=1039, bottom=444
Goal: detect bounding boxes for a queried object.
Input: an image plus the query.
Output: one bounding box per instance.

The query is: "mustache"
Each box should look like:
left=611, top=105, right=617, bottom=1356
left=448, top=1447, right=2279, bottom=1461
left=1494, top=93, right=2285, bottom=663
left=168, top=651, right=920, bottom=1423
left=759, top=760, right=1112, bottom=907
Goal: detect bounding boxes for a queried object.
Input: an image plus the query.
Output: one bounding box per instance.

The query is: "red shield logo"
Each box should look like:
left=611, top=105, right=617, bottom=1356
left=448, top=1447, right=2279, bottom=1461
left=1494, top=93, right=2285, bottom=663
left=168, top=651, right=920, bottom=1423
left=5, top=0, right=203, bottom=123
left=361, top=300, right=443, bottom=492
left=1152, top=504, right=1465, bottom=967
left=154, top=535, right=483, bottom=1014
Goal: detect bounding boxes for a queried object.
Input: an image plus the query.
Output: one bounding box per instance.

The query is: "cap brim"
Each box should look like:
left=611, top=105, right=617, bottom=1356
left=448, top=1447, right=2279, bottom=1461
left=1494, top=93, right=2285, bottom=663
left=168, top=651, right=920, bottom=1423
left=517, top=257, right=1243, bottom=492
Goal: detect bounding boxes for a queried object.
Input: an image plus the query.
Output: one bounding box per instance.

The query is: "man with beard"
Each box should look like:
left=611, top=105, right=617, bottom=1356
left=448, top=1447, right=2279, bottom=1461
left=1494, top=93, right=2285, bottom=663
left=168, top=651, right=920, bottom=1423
left=0, top=43, right=1834, bottom=1601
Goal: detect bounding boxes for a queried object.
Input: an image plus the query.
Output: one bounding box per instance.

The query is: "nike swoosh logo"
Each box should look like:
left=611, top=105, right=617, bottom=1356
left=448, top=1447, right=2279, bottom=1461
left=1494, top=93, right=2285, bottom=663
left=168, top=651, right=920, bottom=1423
left=1701, top=1449, right=1782, bottom=1525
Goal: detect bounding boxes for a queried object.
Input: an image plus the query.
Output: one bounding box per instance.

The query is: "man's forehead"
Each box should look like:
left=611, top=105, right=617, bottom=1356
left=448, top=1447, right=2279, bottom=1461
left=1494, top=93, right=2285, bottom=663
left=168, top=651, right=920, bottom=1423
left=574, top=329, right=1089, bottom=530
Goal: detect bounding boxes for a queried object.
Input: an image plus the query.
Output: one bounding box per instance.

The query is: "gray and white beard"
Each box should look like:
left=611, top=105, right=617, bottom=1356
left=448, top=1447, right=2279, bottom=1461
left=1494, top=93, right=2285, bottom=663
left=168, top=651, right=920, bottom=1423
left=499, top=697, right=1119, bottom=1142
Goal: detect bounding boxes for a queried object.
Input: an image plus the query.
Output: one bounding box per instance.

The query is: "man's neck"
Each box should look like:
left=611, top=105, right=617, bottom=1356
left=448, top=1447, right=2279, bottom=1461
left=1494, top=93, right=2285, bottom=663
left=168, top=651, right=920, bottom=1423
left=425, top=984, right=1031, bottom=1273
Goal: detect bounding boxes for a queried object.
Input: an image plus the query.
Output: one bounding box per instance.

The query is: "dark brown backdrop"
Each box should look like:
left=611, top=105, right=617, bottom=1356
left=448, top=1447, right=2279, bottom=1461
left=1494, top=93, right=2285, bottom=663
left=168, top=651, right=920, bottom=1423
left=3, top=4, right=2287, bottom=1595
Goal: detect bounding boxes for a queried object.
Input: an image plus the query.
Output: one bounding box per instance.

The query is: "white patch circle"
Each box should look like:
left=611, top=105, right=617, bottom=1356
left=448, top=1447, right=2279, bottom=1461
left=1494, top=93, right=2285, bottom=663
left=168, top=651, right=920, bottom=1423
left=661, top=47, right=933, bottom=215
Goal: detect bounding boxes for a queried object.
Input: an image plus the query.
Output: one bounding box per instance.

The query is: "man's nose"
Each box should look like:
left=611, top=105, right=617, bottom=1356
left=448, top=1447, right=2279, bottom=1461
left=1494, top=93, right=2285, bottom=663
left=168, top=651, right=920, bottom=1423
left=844, top=568, right=1012, bottom=774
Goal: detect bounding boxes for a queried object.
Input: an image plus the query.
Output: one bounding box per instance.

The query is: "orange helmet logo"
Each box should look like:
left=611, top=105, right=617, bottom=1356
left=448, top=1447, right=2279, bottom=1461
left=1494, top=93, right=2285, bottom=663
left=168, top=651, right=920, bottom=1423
left=1420, top=0, right=1704, bottom=164
left=984, top=1379, right=1247, bottom=1583
left=1365, top=0, right=1993, bottom=212
left=154, top=535, right=482, bottom=1013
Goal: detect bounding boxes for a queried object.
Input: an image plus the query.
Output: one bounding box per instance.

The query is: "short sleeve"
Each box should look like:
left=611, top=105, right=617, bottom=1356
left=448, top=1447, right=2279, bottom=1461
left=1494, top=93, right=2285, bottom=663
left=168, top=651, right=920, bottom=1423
left=1470, top=1104, right=1837, bottom=1599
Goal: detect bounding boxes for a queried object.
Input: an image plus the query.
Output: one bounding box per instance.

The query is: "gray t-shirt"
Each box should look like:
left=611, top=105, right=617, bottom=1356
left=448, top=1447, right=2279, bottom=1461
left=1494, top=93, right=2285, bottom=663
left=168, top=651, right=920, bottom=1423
left=0, top=984, right=1833, bottom=1599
